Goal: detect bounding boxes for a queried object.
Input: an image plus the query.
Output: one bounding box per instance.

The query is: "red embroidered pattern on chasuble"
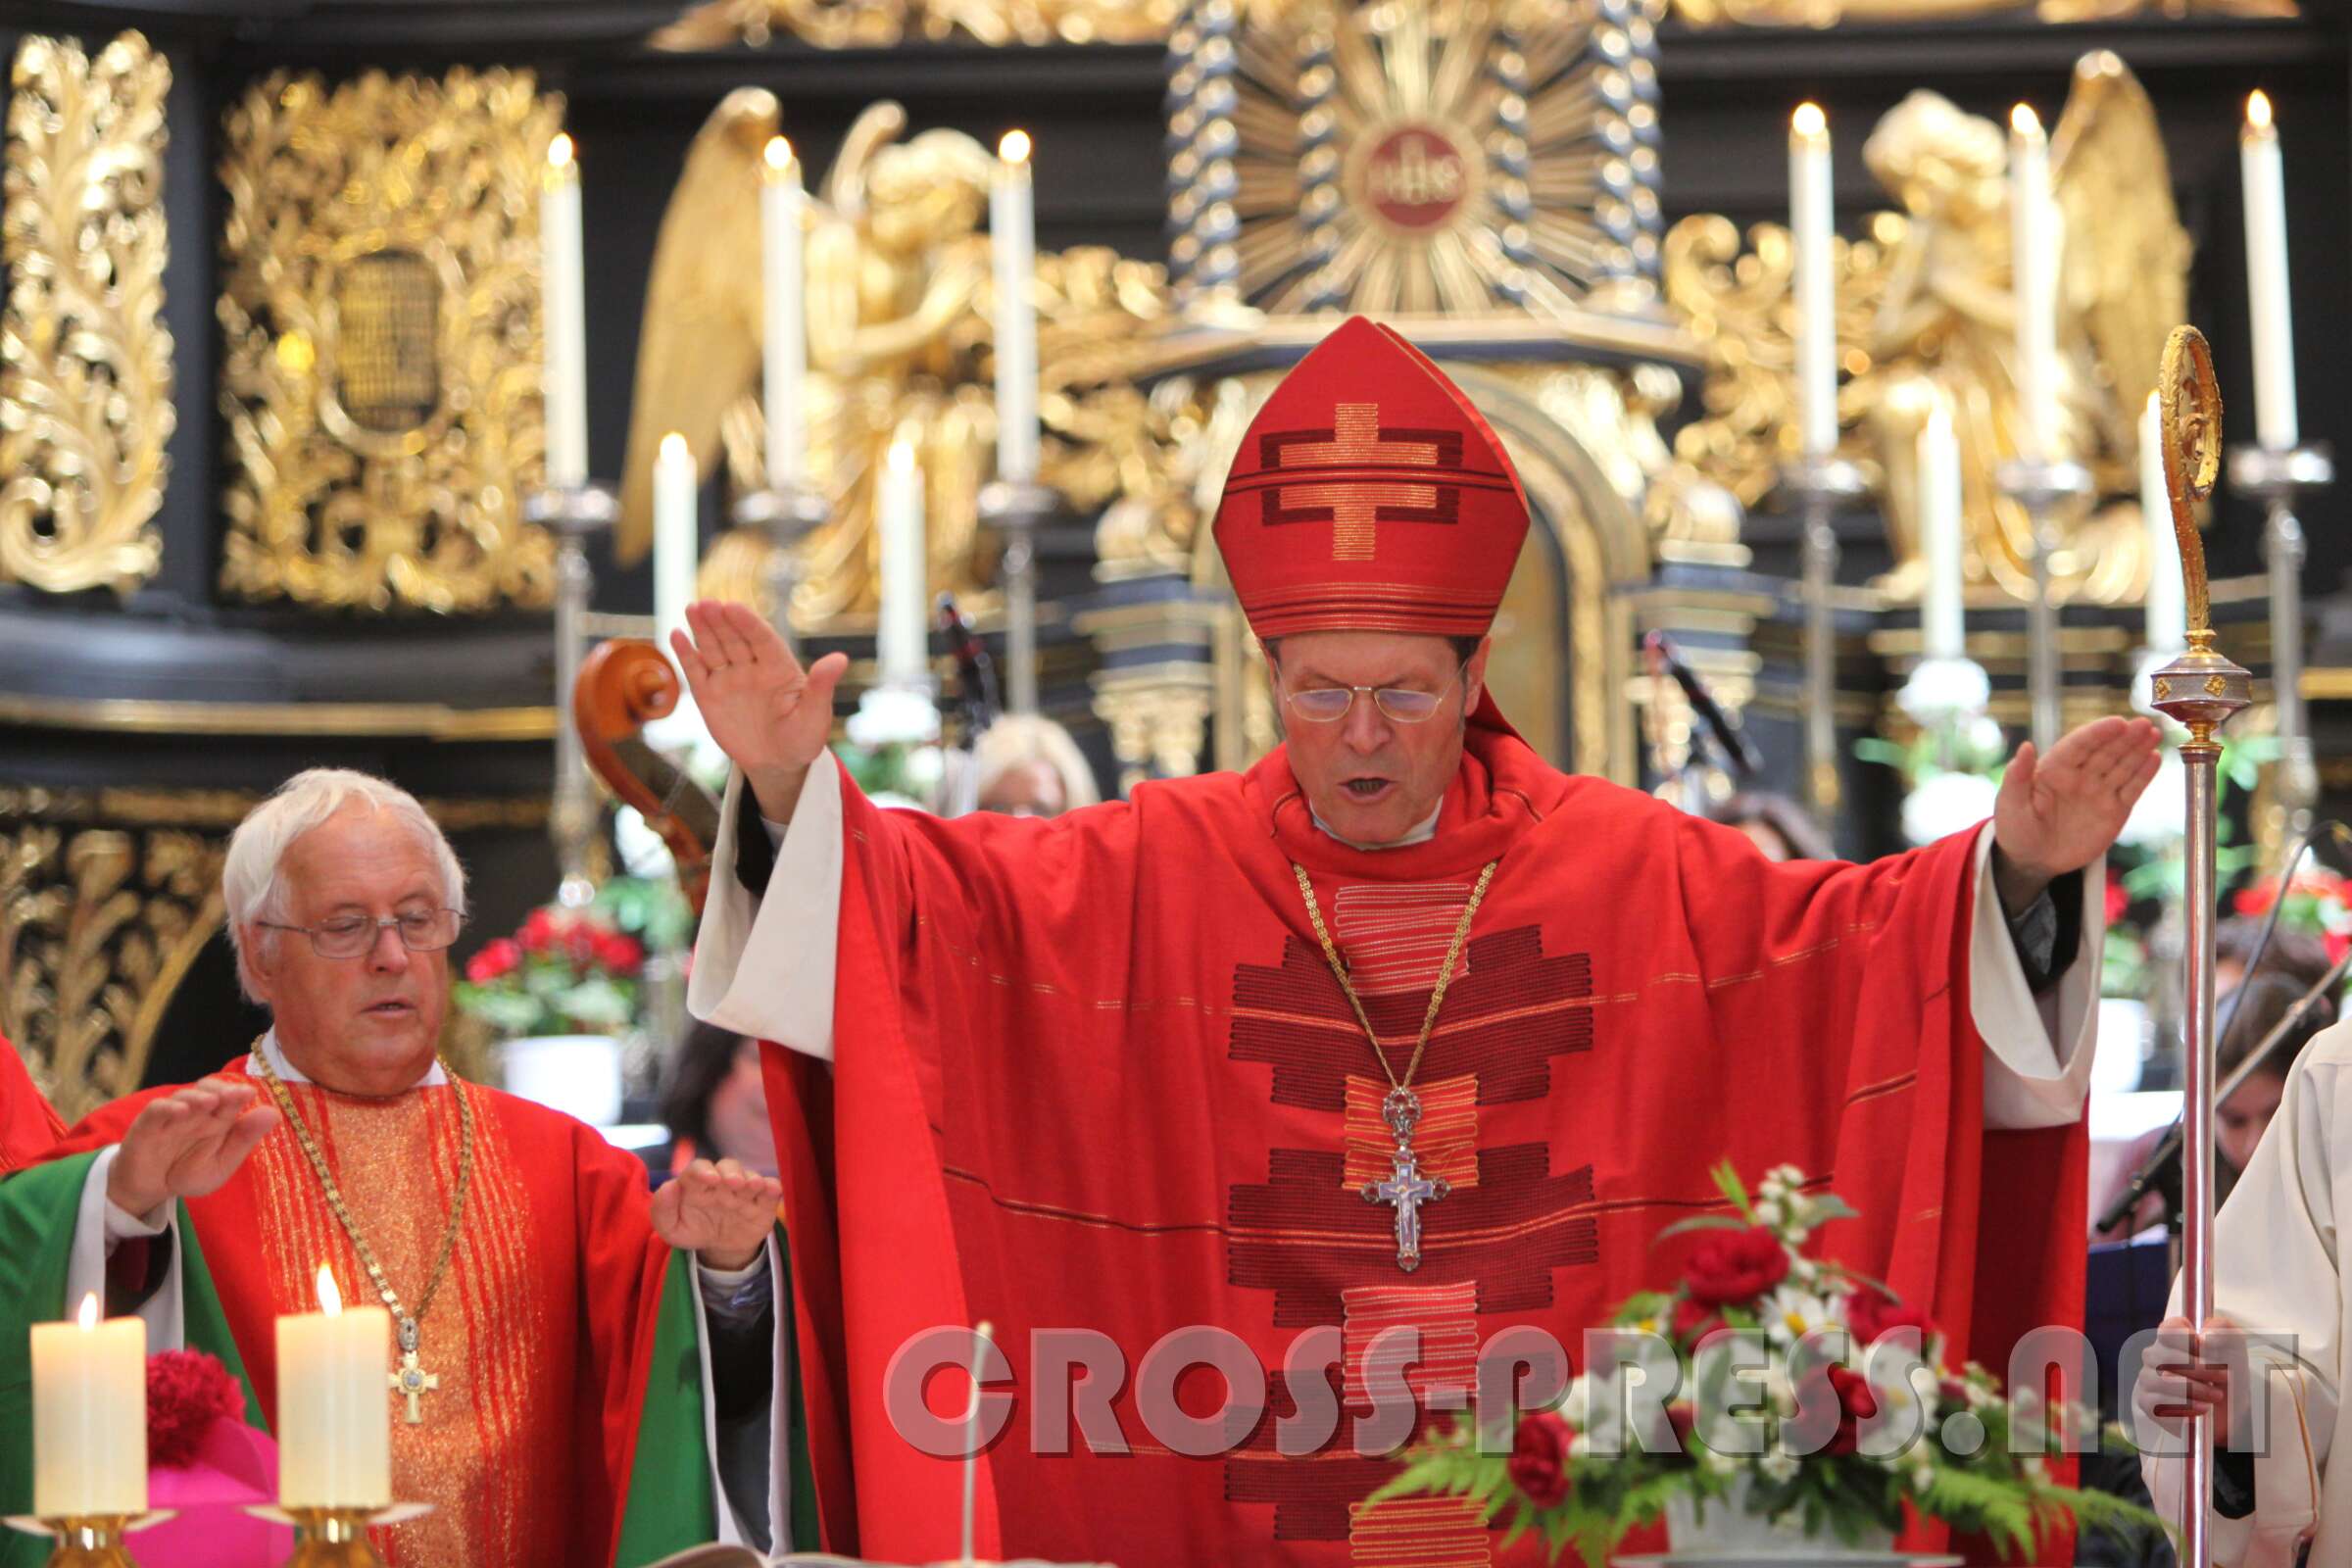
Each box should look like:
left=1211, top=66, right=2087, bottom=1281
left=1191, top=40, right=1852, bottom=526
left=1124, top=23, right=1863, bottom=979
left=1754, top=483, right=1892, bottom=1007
left=244, top=1084, right=548, bottom=1568
left=1223, top=915, right=1600, bottom=1556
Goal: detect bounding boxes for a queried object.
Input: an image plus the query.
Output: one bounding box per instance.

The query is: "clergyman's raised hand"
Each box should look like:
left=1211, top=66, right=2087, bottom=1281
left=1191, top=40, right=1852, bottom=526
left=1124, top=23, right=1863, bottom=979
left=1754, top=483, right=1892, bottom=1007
left=106, top=1076, right=280, bottom=1219
left=670, top=599, right=848, bottom=824
left=1990, top=714, right=2162, bottom=914
left=651, top=1155, right=782, bottom=1273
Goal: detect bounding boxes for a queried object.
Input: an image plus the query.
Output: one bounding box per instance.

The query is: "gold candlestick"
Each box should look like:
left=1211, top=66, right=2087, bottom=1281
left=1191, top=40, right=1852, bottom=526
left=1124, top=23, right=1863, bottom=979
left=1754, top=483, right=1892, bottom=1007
left=37, top=1515, right=136, bottom=1568
left=281, top=1506, right=383, bottom=1568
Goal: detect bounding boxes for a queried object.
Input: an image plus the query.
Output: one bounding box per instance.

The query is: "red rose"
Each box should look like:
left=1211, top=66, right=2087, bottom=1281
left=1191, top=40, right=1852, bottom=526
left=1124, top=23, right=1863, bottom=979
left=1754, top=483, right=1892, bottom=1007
left=1507, top=1410, right=1574, bottom=1508
left=465, top=938, right=522, bottom=985
left=592, top=930, right=645, bottom=975
left=147, top=1349, right=246, bottom=1470
left=2233, top=882, right=2277, bottom=917
left=519, top=907, right=561, bottom=953
left=2103, top=877, right=2130, bottom=928
left=1671, top=1295, right=1725, bottom=1347
left=1820, top=1364, right=1880, bottom=1455
left=1684, top=1226, right=1789, bottom=1306
left=1937, top=1376, right=1972, bottom=1407
left=1846, top=1287, right=1936, bottom=1353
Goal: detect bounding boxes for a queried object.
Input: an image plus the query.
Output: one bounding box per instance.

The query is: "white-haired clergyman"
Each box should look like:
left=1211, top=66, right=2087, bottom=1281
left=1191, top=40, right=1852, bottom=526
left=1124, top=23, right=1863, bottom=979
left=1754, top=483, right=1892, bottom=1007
left=5, top=768, right=801, bottom=1565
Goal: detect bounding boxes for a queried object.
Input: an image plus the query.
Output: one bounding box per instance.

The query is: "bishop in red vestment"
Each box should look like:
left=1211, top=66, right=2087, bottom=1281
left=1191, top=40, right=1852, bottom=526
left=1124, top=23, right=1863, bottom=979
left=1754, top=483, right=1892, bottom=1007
left=674, top=318, right=2160, bottom=1566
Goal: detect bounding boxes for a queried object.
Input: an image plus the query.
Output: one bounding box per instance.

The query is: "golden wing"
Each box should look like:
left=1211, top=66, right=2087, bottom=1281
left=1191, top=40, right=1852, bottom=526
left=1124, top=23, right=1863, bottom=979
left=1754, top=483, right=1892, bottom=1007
left=614, top=87, right=779, bottom=563
left=2051, top=51, right=2190, bottom=454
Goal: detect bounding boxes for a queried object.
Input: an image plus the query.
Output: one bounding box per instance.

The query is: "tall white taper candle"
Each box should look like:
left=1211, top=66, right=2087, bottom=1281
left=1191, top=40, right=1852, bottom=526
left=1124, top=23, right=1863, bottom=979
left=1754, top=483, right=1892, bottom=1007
left=1789, top=104, right=1837, bottom=459
left=878, top=439, right=928, bottom=687
left=2009, top=106, right=2057, bottom=462
left=541, top=134, right=590, bottom=488
left=762, top=136, right=808, bottom=486
left=2241, top=92, right=2298, bottom=453
left=654, top=431, right=698, bottom=657
left=1918, top=404, right=1965, bottom=662
left=991, top=131, right=1040, bottom=484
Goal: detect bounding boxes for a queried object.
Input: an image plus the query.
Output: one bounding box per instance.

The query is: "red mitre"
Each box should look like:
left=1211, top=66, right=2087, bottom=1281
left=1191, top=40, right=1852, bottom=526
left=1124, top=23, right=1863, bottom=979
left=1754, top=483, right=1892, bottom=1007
left=1212, top=316, right=1530, bottom=641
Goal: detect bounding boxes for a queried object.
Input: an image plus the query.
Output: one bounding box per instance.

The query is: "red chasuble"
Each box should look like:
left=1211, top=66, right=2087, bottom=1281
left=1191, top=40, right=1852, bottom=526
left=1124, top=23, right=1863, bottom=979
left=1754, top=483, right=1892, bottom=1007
left=766, top=702, right=2087, bottom=1568
left=48, top=1062, right=698, bottom=1568
left=0, top=1036, right=65, bottom=1174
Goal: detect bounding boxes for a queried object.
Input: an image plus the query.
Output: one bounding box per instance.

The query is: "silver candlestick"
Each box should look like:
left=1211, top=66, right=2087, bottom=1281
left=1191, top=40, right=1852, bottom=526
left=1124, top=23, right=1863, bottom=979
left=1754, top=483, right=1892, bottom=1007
left=1995, top=456, right=2093, bottom=754
left=979, top=477, right=1056, bottom=716
left=526, top=482, right=619, bottom=907
left=2229, top=443, right=2333, bottom=834
left=1778, top=455, right=1866, bottom=820
left=732, top=482, right=831, bottom=656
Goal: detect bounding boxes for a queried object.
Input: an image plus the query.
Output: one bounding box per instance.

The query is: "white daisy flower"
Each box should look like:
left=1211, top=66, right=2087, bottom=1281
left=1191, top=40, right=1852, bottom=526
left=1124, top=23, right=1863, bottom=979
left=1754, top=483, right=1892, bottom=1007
left=1557, top=1374, right=1592, bottom=1428
left=1762, top=1286, right=1842, bottom=1348
left=1759, top=1448, right=1800, bottom=1484
left=1569, top=1432, right=1593, bottom=1460
left=1753, top=1199, right=1784, bottom=1228
left=1701, top=1446, right=1741, bottom=1477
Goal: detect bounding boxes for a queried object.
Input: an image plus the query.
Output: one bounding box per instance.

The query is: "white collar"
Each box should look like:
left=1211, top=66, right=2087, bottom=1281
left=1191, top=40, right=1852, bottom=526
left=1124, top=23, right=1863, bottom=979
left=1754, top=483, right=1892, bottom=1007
left=250, top=1028, right=445, bottom=1089
left=1309, top=803, right=1443, bottom=853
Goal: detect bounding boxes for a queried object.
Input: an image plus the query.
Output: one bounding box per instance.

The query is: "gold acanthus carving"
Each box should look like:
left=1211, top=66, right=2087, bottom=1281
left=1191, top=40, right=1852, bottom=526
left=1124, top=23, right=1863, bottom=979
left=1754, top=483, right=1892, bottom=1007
left=0, top=31, right=173, bottom=597
left=217, top=68, right=563, bottom=612
left=1664, top=52, right=2190, bottom=608
left=0, top=822, right=224, bottom=1124
left=649, top=0, right=1183, bottom=50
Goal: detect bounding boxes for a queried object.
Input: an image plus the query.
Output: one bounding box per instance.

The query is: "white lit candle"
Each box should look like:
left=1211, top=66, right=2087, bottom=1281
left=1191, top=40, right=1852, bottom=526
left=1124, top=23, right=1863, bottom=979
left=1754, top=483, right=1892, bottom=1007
left=2141, top=392, right=2185, bottom=654
left=1788, top=104, right=1837, bottom=458
left=761, top=136, right=808, bottom=486
left=541, top=133, right=590, bottom=488
left=653, top=431, right=697, bottom=658
left=275, top=1266, right=391, bottom=1510
left=2241, top=91, right=2298, bottom=452
left=1919, top=404, right=1965, bottom=662
left=2009, top=105, right=2057, bottom=462
left=959, top=1321, right=994, bottom=1565
left=31, top=1293, right=145, bottom=1518
left=878, top=439, right=928, bottom=687
left=991, top=130, right=1040, bottom=483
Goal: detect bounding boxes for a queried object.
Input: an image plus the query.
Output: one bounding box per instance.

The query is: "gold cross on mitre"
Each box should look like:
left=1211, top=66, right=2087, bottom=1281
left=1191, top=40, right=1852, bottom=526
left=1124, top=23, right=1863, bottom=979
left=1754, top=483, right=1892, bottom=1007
left=1270, top=403, right=1448, bottom=563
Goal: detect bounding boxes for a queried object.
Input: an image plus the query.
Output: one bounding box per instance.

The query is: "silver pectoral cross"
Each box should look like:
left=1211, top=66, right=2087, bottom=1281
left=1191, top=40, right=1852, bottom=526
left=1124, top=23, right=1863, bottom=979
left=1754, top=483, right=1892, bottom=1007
left=1361, top=1087, right=1448, bottom=1272
left=389, top=1316, right=437, bottom=1425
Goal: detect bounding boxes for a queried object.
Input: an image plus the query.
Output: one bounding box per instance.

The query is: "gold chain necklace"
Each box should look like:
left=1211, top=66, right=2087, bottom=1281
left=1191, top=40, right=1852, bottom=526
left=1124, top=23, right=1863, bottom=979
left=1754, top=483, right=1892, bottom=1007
left=251, top=1040, right=475, bottom=1425
left=1290, top=858, right=1497, bottom=1272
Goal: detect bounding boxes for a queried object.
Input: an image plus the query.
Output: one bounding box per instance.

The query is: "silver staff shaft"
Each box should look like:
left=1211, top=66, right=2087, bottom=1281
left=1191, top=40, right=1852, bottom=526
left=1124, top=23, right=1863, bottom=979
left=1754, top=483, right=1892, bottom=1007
left=2179, top=742, right=2220, bottom=1568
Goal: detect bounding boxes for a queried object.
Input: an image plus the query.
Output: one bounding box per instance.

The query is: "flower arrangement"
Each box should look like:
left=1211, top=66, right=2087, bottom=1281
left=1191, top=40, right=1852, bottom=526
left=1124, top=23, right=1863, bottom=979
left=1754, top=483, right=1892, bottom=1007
left=453, top=898, right=649, bottom=1039
left=1379, top=1163, right=2165, bottom=1564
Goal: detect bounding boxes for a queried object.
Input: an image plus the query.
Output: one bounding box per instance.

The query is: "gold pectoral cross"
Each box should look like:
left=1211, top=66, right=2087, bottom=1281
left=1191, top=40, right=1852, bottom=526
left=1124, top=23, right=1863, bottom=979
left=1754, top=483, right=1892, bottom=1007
left=391, top=1348, right=439, bottom=1424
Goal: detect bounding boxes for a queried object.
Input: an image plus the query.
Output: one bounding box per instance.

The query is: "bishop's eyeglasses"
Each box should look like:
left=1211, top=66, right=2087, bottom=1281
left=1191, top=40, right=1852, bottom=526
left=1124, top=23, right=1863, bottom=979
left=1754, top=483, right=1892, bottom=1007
left=1278, top=663, right=1466, bottom=725
left=258, top=908, right=463, bottom=959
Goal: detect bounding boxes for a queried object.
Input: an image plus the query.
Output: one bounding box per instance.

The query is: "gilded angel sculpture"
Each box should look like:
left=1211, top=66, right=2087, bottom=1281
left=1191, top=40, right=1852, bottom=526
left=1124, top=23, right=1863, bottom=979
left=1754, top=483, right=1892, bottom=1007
left=1858, top=53, right=2187, bottom=602
left=619, top=95, right=1000, bottom=624
left=1664, top=52, right=2190, bottom=607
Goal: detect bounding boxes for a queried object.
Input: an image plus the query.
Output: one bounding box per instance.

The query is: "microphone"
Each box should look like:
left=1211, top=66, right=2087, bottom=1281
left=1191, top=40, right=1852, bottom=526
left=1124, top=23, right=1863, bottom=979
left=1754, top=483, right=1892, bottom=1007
left=1644, top=631, right=1762, bottom=779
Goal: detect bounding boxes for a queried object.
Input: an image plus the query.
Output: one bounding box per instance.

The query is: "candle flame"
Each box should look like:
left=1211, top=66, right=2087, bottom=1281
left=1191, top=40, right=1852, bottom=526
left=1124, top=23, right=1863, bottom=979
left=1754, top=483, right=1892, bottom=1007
left=888, top=438, right=916, bottom=473
left=2009, top=104, right=2042, bottom=139
left=76, top=1291, right=99, bottom=1331
left=660, top=430, right=689, bottom=463
left=1790, top=103, right=1826, bottom=139
left=317, top=1263, right=342, bottom=1316
left=764, top=135, right=792, bottom=171
left=2247, top=90, right=2274, bottom=132
left=999, top=129, right=1032, bottom=165
left=547, top=132, right=575, bottom=170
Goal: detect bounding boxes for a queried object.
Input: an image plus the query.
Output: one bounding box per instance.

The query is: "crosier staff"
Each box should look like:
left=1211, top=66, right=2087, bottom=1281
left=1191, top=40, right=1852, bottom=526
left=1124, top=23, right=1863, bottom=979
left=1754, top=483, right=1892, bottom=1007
left=2144, top=325, right=2247, bottom=1568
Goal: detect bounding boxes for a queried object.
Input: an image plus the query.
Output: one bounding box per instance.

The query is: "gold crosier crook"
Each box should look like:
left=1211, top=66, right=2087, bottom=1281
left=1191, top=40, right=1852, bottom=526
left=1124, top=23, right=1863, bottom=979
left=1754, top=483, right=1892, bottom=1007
left=2145, top=325, right=2248, bottom=1568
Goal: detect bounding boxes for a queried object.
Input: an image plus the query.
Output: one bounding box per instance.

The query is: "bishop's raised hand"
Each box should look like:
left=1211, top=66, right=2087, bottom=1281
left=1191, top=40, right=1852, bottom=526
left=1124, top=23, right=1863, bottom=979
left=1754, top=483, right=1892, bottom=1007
left=106, top=1076, right=280, bottom=1220
left=670, top=599, right=849, bottom=824
left=1990, top=714, right=2163, bottom=914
